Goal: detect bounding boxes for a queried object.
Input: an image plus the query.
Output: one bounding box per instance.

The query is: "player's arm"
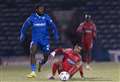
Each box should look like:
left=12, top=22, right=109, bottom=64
left=76, top=23, right=84, bottom=33
left=76, top=23, right=84, bottom=38
left=20, top=17, right=32, bottom=42
left=50, top=48, right=65, bottom=57
left=47, top=15, right=59, bottom=44
left=92, top=23, right=96, bottom=39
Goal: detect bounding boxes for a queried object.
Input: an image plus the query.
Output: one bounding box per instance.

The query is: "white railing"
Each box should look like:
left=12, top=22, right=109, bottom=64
left=109, top=50, right=120, bottom=63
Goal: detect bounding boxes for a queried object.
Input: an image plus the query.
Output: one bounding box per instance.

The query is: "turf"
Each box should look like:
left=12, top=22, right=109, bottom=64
left=0, top=62, right=120, bottom=82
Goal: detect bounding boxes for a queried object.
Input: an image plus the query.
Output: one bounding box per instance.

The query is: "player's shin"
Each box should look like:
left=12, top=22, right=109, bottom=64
left=68, top=66, right=79, bottom=77
left=79, top=65, right=84, bottom=77
left=86, top=55, right=91, bottom=64
left=52, top=63, right=58, bottom=76
left=38, top=54, right=48, bottom=72
left=29, top=44, right=37, bottom=75
left=68, top=62, right=83, bottom=78
left=85, top=50, right=92, bottom=70
left=27, top=53, right=37, bottom=78
left=30, top=53, right=36, bottom=73
left=85, top=50, right=92, bottom=64
left=41, top=54, right=48, bottom=65
left=49, top=63, right=58, bottom=80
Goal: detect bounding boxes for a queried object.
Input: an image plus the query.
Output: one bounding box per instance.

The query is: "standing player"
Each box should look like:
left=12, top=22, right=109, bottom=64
left=49, top=44, right=84, bottom=79
left=76, top=14, right=96, bottom=69
left=20, top=5, right=59, bottom=78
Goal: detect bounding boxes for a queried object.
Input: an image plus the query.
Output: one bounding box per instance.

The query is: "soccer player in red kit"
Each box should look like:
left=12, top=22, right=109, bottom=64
left=76, top=14, right=96, bottom=69
left=49, top=44, right=84, bottom=80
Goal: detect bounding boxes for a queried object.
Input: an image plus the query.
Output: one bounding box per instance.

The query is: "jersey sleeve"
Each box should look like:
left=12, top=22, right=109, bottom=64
left=55, top=48, right=64, bottom=53
left=76, top=23, right=84, bottom=33
left=20, top=17, right=32, bottom=37
left=46, top=15, right=59, bottom=42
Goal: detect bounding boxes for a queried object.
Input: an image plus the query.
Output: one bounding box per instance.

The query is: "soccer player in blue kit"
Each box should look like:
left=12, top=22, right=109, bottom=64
left=20, top=5, right=59, bottom=78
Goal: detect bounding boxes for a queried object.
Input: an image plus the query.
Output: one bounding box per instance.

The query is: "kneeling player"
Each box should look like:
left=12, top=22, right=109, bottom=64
left=49, top=44, right=84, bottom=80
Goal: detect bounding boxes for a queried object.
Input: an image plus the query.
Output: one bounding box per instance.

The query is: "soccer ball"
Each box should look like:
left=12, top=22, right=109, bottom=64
left=59, top=71, right=70, bottom=81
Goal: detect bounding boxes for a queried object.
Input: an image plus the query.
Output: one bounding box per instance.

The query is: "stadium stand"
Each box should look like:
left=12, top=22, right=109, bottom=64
left=0, top=0, right=120, bottom=57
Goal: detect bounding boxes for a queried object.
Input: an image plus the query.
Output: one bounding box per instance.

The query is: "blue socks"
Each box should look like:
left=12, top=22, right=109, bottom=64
left=31, top=64, right=36, bottom=72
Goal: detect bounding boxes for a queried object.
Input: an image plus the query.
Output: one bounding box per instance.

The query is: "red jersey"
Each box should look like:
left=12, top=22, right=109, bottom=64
left=76, top=21, right=96, bottom=49
left=55, top=48, right=81, bottom=71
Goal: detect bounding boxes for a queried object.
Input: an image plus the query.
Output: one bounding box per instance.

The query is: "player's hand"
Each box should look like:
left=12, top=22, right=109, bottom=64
left=50, top=51, right=56, bottom=57
left=20, top=34, right=25, bottom=42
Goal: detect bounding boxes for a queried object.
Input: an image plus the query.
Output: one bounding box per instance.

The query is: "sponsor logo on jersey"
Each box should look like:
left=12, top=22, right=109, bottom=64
left=67, top=58, right=75, bottom=65
left=34, top=23, right=46, bottom=26
left=85, top=30, right=92, bottom=33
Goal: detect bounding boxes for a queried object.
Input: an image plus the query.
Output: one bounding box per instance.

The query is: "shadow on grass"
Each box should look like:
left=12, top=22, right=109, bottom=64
left=70, top=77, right=113, bottom=81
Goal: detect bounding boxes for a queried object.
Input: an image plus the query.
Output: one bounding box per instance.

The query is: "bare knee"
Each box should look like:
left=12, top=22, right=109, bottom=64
left=76, top=61, right=82, bottom=68
left=30, top=44, right=38, bottom=55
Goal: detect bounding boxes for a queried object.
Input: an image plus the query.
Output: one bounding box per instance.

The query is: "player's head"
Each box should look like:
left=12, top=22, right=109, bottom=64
left=73, top=43, right=82, bottom=54
left=85, top=14, right=91, bottom=21
left=35, top=4, right=45, bottom=15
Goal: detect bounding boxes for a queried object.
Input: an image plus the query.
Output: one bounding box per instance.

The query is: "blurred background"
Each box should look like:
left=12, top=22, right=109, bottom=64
left=0, top=0, right=120, bottom=66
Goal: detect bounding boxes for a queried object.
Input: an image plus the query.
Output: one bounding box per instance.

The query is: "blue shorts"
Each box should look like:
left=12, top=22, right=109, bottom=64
left=30, top=39, right=50, bottom=54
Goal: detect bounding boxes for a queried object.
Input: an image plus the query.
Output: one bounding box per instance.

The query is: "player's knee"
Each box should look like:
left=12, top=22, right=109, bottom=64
left=30, top=49, right=36, bottom=55
left=30, top=44, right=37, bottom=54
left=76, top=62, right=81, bottom=68
left=40, top=55, right=48, bottom=65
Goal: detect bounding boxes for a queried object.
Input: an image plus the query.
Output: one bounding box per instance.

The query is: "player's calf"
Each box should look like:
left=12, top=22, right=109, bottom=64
left=38, top=54, right=48, bottom=72
left=68, top=62, right=84, bottom=78
left=49, top=62, right=62, bottom=80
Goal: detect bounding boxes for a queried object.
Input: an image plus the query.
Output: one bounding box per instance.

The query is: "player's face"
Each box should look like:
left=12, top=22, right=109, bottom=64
left=36, top=6, right=44, bottom=15
left=85, top=16, right=91, bottom=22
left=74, top=45, right=82, bottom=54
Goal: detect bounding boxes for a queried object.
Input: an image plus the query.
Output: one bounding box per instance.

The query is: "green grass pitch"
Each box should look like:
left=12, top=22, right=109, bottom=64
left=0, top=62, right=120, bottom=82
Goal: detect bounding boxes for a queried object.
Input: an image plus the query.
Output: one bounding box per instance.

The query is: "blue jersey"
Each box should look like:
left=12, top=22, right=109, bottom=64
left=20, top=13, right=59, bottom=42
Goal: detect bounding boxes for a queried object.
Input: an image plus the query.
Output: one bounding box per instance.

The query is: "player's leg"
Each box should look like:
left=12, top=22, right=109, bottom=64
left=62, top=61, right=74, bottom=79
left=86, top=50, right=91, bottom=63
left=57, top=63, right=63, bottom=74
left=83, top=42, right=93, bottom=70
left=27, top=42, right=38, bottom=78
left=52, top=61, right=62, bottom=75
left=49, top=56, right=63, bottom=79
left=38, top=44, right=50, bottom=72
left=38, top=55, right=49, bottom=72
left=79, top=65, right=84, bottom=78
left=68, top=62, right=84, bottom=79
left=69, top=66, right=84, bottom=79
left=49, top=63, right=59, bottom=79
left=84, top=49, right=92, bottom=70
left=38, top=54, right=49, bottom=72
